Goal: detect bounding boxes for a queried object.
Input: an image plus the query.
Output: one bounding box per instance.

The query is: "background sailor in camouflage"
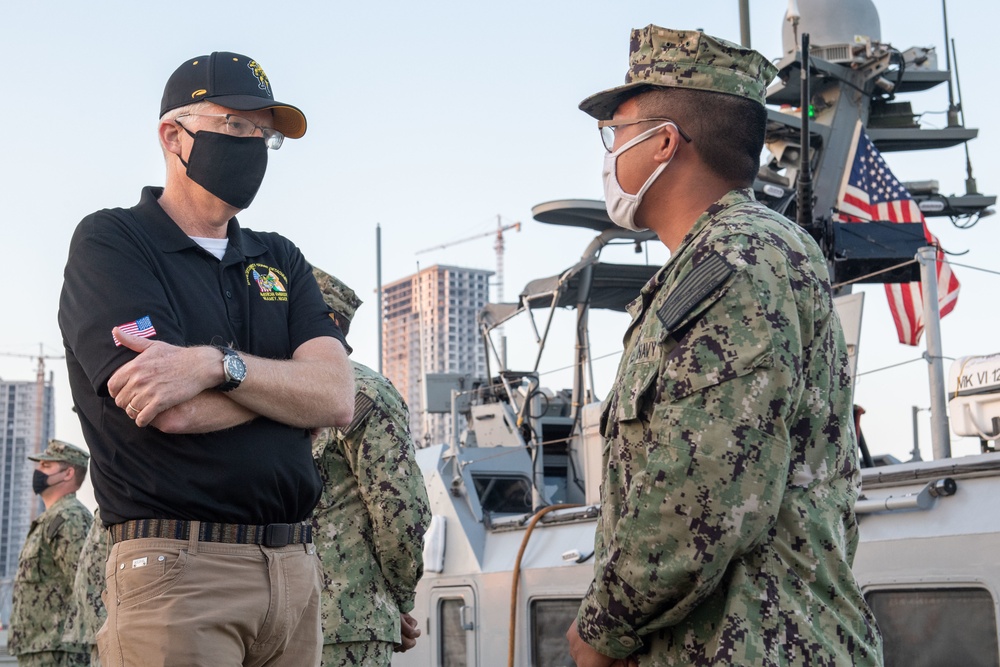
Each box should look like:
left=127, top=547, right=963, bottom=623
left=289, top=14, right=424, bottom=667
left=566, top=26, right=883, bottom=666
left=62, top=507, right=109, bottom=666
left=310, top=266, right=432, bottom=667
left=8, top=440, right=93, bottom=667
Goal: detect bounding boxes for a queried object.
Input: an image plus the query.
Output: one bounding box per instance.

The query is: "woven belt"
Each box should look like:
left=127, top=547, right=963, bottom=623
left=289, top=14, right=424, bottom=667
left=110, top=519, right=312, bottom=548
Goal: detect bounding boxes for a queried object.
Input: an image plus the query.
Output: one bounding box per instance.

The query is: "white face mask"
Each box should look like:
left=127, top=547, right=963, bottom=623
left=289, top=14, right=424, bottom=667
left=602, top=121, right=677, bottom=232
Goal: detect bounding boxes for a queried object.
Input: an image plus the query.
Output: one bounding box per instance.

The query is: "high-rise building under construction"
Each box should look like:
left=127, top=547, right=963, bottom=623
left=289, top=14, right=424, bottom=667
left=381, top=265, right=493, bottom=447
left=0, top=377, right=55, bottom=627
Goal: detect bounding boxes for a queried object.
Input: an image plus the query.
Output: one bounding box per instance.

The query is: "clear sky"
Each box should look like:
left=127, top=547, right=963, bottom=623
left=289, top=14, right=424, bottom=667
left=2, top=0, right=998, bottom=510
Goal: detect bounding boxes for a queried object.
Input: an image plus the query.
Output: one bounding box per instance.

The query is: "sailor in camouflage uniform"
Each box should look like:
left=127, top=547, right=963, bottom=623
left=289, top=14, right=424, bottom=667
left=62, top=507, right=109, bottom=666
left=309, top=266, right=432, bottom=667
left=9, top=440, right=93, bottom=667
left=566, top=26, right=883, bottom=666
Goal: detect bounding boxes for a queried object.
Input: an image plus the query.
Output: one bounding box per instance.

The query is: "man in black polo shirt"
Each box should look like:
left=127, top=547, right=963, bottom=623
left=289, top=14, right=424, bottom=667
left=58, top=51, right=355, bottom=667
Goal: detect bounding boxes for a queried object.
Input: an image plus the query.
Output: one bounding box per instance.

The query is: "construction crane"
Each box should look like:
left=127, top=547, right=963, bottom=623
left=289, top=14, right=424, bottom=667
left=416, top=215, right=521, bottom=305
left=1, top=345, right=64, bottom=521
left=416, top=216, right=521, bottom=368
left=1, top=344, right=65, bottom=455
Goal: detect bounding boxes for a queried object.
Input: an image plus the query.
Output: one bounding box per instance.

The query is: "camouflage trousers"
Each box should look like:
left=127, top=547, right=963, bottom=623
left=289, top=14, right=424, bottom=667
left=16, top=650, right=89, bottom=667
left=321, top=641, right=393, bottom=667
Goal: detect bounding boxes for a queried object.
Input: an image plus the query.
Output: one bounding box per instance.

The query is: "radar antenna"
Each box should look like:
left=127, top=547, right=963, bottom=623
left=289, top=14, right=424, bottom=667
left=941, top=0, right=960, bottom=127
left=786, top=0, right=801, bottom=51
left=950, top=38, right=978, bottom=196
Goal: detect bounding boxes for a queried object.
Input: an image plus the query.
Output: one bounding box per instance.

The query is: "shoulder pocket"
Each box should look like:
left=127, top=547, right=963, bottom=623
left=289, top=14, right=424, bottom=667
left=659, top=269, right=774, bottom=402
left=601, top=346, right=660, bottom=438
left=604, top=335, right=662, bottom=431
left=17, top=554, right=43, bottom=583
left=616, top=355, right=659, bottom=423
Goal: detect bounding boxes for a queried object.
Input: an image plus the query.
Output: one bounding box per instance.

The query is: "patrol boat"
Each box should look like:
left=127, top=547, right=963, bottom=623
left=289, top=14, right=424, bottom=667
left=395, top=1, right=1000, bottom=665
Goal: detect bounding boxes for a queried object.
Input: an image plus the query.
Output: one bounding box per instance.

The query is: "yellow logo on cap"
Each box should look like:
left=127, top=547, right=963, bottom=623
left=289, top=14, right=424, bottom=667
left=191, top=89, right=207, bottom=99
left=247, top=60, right=271, bottom=96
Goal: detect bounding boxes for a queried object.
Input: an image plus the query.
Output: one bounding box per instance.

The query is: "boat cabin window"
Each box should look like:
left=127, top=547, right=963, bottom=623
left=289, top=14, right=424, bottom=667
left=471, top=474, right=533, bottom=514
left=866, top=587, right=999, bottom=666
left=530, top=598, right=582, bottom=667
left=439, top=598, right=469, bottom=666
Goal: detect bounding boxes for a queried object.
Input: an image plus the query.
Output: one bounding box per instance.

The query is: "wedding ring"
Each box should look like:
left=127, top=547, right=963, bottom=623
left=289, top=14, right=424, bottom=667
left=126, top=402, right=138, bottom=416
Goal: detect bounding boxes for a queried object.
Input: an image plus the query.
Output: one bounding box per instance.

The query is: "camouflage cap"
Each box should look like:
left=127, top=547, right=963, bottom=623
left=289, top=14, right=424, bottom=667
left=28, top=439, right=90, bottom=468
left=312, top=266, right=363, bottom=326
left=579, top=25, right=778, bottom=120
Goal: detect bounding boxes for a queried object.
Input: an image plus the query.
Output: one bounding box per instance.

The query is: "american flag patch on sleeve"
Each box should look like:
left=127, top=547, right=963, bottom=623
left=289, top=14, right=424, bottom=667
left=113, top=316, right=157, bottom=347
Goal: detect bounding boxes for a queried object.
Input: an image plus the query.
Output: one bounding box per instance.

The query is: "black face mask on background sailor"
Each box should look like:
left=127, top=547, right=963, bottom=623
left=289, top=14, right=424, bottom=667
left=32, top=467, right=67, bottom=495
left=178, top=127, right=268, bottom=210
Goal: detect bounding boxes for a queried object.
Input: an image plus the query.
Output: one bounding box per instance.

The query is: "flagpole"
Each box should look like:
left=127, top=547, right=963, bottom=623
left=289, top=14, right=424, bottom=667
left=917, top=246, right=951, bottom=459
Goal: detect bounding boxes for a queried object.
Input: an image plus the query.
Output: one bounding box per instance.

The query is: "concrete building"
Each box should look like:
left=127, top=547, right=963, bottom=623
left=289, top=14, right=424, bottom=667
left=0, top=376, right=55, bottom=627
left=381, top=265, right=492, bottom=446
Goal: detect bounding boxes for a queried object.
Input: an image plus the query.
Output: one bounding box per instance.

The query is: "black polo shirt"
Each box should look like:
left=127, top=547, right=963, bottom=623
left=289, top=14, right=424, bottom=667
left=59, top=186, right=345, bottom=526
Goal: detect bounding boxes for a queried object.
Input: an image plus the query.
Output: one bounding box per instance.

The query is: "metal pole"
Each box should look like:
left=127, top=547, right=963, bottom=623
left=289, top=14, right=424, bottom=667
left=917, top=246, right=951, bottom=459
left=797, top=33, right=814, bottom=229
left=416, top=264, right=429, bottom=445
left=495, top=214, right=507, bottom=369
left=910, top=406, right=923, bottom=462
left=530, top=389, right=546, bottom=511
left=570, top=263, right=594, bottom=425
left=942, top=0, right=959, bottom=127
left=450, top=389, right=461, bottom=457
left=739, top=0, right=751, bottom=48
left=376, top=223, right=383, bottom=374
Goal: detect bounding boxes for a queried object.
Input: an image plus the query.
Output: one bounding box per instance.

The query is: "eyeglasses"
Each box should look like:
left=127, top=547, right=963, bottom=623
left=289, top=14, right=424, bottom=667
left=176, top=113, right=284, bottom=150
left=597, top=117, right=692, bottom=153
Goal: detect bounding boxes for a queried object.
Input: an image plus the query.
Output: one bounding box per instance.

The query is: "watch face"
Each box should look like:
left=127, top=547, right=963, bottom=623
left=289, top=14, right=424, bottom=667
left=225, top=353, right=247, bottom=382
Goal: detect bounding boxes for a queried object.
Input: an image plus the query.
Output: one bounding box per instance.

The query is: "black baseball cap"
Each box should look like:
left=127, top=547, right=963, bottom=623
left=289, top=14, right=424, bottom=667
left=160, top=51, right=307, bottom=139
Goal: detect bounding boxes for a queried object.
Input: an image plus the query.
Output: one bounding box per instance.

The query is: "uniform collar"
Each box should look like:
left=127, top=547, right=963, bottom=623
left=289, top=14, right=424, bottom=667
left=132, top=186, right=268, bottom=260
left=35, top=492, right=78, bottom=519
left=624, top=188, right=756, bottom=321
left=673, top=187, right=756, bottom=258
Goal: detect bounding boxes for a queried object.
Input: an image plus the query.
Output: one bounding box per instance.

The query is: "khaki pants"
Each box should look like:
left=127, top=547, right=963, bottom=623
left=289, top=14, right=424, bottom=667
left=97, top=530, right=322, bottom=667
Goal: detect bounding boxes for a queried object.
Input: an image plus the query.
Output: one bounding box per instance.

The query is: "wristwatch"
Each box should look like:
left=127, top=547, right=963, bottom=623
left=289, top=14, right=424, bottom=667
left=216, top=346, right=247, bottom=392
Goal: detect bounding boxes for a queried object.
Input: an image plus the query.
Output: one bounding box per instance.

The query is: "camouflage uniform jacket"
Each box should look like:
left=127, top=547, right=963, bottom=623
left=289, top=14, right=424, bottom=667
left=62, top=507, right=109, bottom=648
left=577, top=189, right=883, bottom=665
left=311, top=361, right=431, bottom=644
left=9, top=493, right=93, bottom=656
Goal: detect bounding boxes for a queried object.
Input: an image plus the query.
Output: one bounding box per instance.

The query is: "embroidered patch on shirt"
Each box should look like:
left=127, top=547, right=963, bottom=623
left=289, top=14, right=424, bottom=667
left=246, top=264, right=289, bottom=302
left=627, top=338, right=660, bottom=365
left=656, top=253, right=734, bottom=334
left=112, top=315, right=158, bottom=346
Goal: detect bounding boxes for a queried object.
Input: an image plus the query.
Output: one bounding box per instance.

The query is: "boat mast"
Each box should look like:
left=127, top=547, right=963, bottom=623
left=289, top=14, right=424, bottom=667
left=917, top=247, right=951, bottom=459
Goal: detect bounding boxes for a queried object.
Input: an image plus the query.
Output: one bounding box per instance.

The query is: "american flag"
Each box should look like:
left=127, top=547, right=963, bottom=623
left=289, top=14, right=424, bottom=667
left=112, top=315, right=157, bottom=347
left=836, top=124, right=959, bottom=346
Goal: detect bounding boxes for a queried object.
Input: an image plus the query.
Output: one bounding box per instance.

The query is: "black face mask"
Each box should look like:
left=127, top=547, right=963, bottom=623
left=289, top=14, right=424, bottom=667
left=179, top=128, right=268, bottom=209
left=32, top=468, right=60, bottom=495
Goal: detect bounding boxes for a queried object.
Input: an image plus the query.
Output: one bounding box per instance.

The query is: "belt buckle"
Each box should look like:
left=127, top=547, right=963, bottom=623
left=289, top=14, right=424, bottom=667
left=263, top=523, right=291, bottom=548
